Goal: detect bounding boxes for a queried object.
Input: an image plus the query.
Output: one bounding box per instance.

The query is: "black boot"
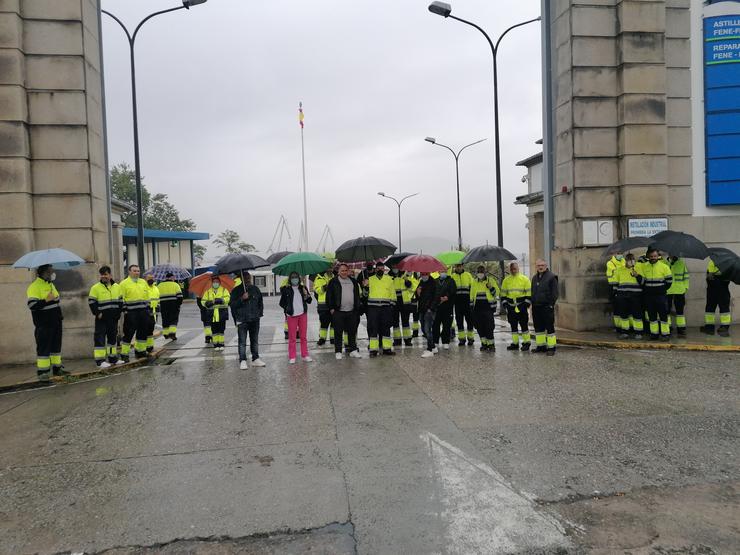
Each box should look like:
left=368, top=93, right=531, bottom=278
left=718, top=326, right=730, bottom=337
left=546, top=348, right=556, bottom=357
left=52, top=365, right=70, bottom=376
left=317, top=338, right=326, bottom=346
left=506, top=343, right=518, bottom=350
left=383, top=349, right=396, bottom=356
left=404, top=339, right=413, bottom=347
left=700, top=325, right=715, bottom=335
left=467, top=338, right=474, bottom=346
left=676, top=328, right=686, bottom=337
left=393, top=339, right=402, bottom=347
left=520, top=342, right=531, bottom=352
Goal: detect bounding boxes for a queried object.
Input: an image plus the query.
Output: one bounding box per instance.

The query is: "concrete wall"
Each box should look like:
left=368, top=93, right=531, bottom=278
left=548, top=0, right=739, bottom=331
left=0, top=0, right=110, bottom=364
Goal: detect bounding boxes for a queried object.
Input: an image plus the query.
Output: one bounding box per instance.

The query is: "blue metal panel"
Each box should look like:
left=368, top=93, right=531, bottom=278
left=704, top=13, right=740, bottom=205
left=122, top=228, right=210, bottom=241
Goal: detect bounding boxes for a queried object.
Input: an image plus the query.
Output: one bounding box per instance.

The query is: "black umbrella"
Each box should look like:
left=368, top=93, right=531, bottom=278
left=648, top=231, right=710, bottom=259
left=267, top=250, right=294, bottom=265
left=385, top=252, right=415, bottom=268
left=709, top=247, right=740, bottom=284
left=602, top=236, right=653, bottom=258
left=335, top=236, right=397, bottom=262
left=462, top=245, right=516, bottom=263
left=214, top=253, right=270, bottom=275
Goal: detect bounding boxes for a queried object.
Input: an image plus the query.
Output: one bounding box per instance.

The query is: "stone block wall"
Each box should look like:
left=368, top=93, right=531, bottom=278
left=548, top=0, right=738, bottom=330
left=0, top=0, right=110, bottom=364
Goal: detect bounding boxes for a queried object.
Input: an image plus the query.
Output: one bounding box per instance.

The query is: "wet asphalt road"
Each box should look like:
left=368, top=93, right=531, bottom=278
left=0, top=300, right=738, bottom=554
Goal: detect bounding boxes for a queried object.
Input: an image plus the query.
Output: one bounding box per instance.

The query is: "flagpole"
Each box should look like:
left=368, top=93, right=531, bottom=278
left=299, top=101, right=308, bottom=252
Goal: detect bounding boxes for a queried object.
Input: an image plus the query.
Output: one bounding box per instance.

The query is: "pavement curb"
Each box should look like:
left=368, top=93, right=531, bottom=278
left=0, top=345, right=167, bottom=394
left=557, top=336, right=740, bottom=353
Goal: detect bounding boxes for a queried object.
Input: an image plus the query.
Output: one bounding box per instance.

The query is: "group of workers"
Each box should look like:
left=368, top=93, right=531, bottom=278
left=24, top=247, right=733, bottom=381
left=605, top=249, right=732, bottom=339
left=284, top=257, right=560, bottom=361
left=26, top=263, right=183, bottom=382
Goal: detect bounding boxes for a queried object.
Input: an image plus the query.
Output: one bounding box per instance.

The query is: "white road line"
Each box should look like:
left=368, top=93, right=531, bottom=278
left=421, top=432, right=570, bottom=552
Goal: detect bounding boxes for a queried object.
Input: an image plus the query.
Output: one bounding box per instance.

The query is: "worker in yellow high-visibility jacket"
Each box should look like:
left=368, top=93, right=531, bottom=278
left=26, top=264, right=66, bottom=381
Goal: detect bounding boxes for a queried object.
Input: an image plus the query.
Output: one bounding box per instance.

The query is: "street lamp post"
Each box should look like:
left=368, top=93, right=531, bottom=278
left=424, top=136, right=486, bottom=251
left=102, top=0, right=207, bottom=269
left=377, top=192, right=419, bottom=252
left=428, top=1, right=540, bottom=275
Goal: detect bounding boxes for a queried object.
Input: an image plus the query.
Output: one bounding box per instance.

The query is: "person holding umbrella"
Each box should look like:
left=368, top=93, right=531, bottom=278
left=157, top=273, right=183, bottom=340
left=531, top=259, right=559, bottom=356
left=501, top=262, right=532, bottom=351
left=432, top=268, right=457, bottom=351
left=469, top=265, right=498, bottom=351
left=279, top=271, right=313, bottom=363
left=26, top=264, right=66, bottom=381
left=326, top=263, right=363, bottom=359
left=363, top=261, right=396, bottom=357
left=229, top=271, right=265, bottom=369
left=418, top=272, right=440, bottom=357
left=201, top=275, right=231, bottom=351
left=88, top=265, right=123, bottom=368
left=701, top=259, right=732, bottom=337
left=641, top=248, right=673, bottom=340
left=451, top=263, right=475, bottom=346
left=614, top=254, right=645, bottom=339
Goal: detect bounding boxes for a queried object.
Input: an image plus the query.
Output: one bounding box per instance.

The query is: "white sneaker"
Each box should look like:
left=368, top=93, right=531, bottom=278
left=289, top=358, right=296, bottom=364
left=432, top=347, right=439, bottom=354
left=335, top=352, right=344, bottom=360
left=99, top=361, right=112, bottom=369
left=442, top=343, right=450, bottom=350
left=239, top=360, right=248, bottom=370
left=116, top=359, right=126, bottom=365
left=421, top=350, right=434, bottom=358
left=303, top=356, right=313, bottom=362
left=251, top=358, right=266, bottom=367
left=349, top=350, right=362, bottom=359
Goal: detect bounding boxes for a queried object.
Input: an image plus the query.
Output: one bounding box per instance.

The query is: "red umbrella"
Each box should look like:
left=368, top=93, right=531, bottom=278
left=396, top=255, right=446, bottom=274
left=189, top=272, right=236, bottom=297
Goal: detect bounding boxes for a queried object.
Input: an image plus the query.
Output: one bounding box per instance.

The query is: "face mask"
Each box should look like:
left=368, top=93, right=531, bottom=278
left=375, top=270, right=384, bottom=278
left=131, top=276, right=138, bottom=282
left=615, top=255, right=623, bottom=261
left=440, top=272, right=447, bottom=279
left=421, top=276, right=429, bottom=282
left=212, top=283, right=220, bottom=289
left=49, top=272, right=57, bottom=282
left=291, top=278, right=300, bottom=286
left=477, top=273, right=485, bottom=280
left=390, top=269, right=398, bottom=276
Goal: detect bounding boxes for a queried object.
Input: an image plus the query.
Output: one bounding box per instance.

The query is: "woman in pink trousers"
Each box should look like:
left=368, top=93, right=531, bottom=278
left=278, top=271, right=313, bottom=364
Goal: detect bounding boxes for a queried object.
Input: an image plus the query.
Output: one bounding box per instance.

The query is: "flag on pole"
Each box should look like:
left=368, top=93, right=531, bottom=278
left=298, top=102, right=304, bottom=129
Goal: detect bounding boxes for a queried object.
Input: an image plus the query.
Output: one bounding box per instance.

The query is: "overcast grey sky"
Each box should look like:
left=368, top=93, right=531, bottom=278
left=101, top=0, right=543, bottom=260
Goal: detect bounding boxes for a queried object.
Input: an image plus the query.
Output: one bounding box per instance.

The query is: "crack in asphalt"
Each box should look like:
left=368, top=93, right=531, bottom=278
left=6, top=437, right=331, bottom=470
left=327, top=388, right=358, bottom=555
left=53, top=521, right=357, bottom=555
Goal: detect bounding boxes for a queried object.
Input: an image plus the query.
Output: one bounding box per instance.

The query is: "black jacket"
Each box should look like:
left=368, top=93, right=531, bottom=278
left=416, top=277, right=440, bottom=312
left=436, top=276, right=457, bottom=308
left=279, top=284, right=312, bottom=316
left=229, top=283, right=264, bottom=323
left=325, top=276, right=362, bottom=312
left=531, top=270, right=559, bottom=306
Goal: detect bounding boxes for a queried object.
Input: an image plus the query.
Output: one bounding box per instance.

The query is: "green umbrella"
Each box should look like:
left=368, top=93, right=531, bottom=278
left=272, top=252, right=332, bottom=276
left=435, top=250, right=466, bottom=266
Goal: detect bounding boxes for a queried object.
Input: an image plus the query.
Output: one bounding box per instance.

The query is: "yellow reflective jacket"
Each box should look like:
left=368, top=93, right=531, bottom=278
left=119, top=277, right=150, bottom=311
left=500, top=273, right=532, bottom=307
left=88, top=281, right=122, bottom=316
left=202, top=285, right=231, bottom=322
left=470, top=277, right=499, bottom=308
left=606, top=256, right=626, bottom=286
left=666, top=258, right=689, bottom=295
left=27, top=277, right=62, bottom=325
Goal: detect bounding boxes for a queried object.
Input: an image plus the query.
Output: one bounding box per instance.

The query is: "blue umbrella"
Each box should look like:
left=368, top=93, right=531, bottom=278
left=145, top=263, right=191, bottom=281
left=13, top=248, right=85, bottom=269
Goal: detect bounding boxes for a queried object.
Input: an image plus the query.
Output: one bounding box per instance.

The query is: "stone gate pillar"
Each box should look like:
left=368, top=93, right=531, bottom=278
left=0, top=0, right=110, bottom=364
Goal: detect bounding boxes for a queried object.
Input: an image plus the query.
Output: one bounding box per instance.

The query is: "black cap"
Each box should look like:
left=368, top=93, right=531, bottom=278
left=375, top=261, right=386, bottom=268
left=165, top=272, right=174, bottom=278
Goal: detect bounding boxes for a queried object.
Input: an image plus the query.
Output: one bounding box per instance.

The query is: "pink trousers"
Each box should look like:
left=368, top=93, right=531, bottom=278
left=287, top=312, right=309, bottom=359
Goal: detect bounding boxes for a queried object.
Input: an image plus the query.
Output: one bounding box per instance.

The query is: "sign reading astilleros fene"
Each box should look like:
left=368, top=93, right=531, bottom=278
left=703, top=6, right=740, bottom=206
